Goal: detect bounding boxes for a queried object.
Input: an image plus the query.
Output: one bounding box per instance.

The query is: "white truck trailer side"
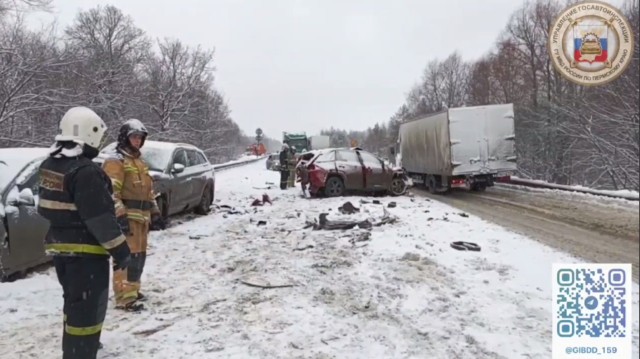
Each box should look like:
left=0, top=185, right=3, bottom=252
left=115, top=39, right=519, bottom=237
left=398, top=103, right=517, bottom=193
left=309, top=135, right=331, bottom=150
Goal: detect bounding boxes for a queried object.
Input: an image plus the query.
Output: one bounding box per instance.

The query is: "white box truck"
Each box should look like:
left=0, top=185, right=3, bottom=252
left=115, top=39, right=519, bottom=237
left=309, top=135, right=330, bottom=150
left=397, top=103, right=517, bottom=193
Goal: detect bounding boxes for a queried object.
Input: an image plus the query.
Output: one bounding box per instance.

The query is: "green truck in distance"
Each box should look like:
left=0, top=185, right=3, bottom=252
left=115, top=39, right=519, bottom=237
left=282, top=132, right=310, bottom=153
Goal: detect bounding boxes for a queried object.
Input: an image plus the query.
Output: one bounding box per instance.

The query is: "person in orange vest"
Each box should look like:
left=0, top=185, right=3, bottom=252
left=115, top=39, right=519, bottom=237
left=102, top=119, right=165, bottom=312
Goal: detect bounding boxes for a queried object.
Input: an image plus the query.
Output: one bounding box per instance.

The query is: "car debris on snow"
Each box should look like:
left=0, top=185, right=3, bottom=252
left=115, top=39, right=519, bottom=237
left=338, top=201, right=360, bottom=214
left=304, top=208, right=399, bottom=230
left=348, top=231, right=371, bottom=247
left=216, top=204, right=245, bottom=215
left=250, top=194, right=273, bottom=206
left=239, top=275, right=296, bottom=289
left=450, top=241, right=482, bottom=251
left=293, top=244, right=314, bottom=251
left=132, top=323, right=175, bottom=337
left=319, top=213, right=372, bottom=230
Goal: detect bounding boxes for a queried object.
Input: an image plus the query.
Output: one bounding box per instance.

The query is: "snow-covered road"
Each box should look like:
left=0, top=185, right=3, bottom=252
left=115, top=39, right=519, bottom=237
left=1, top=159, right=638, bottom=358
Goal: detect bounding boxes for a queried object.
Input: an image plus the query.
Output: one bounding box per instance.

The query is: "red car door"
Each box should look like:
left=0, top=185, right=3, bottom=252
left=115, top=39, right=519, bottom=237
left=357, top=150, right=388, bottom=191
left=335, top=150, right=364, bottom=190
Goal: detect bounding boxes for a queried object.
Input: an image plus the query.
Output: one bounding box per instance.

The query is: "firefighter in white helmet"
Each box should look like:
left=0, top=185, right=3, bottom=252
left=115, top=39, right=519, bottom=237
left=37, top=107, right=131, bottom=358
left=279, top=144, right=290, bottom=189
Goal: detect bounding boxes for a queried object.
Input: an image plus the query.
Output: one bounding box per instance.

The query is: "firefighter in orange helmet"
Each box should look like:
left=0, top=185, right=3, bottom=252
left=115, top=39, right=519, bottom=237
left=101, top=119, right=165, bottom=311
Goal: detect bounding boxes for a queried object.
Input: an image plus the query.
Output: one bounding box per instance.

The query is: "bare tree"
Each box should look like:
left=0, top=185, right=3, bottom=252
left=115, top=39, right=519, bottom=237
left=63, top=4, right=151, bottom=130
left=0, top=18, right=73, bottom=146
left=506, top=1, right=545, bottom=107
left=421, top=59, right=445, bottom=112
left=140, top=38, right=214, bottom=134
left=439, top=52, right=470, bottom=107
left=0, top=0, right=51, bottom=17
left=468, top=57, right=494, bottom=105
left=1, top=3, right=248, bottom=162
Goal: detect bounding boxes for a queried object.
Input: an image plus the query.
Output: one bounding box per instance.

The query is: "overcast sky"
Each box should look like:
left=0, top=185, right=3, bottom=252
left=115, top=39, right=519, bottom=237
left=31, top=0, right=549, bottom=139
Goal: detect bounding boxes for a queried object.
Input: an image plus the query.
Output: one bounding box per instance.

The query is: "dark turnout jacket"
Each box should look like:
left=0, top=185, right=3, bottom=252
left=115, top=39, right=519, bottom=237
left=37, top=154, right=127, bottom=257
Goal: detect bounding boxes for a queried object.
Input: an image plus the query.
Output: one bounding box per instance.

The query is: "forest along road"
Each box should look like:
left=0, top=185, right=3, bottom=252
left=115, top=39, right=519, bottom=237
left=411, top=184, right=640, bottom=283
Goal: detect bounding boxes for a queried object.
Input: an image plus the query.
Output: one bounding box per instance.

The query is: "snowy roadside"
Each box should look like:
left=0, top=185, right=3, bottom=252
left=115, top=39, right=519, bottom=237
left=509, top=176, right=640, bottom=201
left=0, top=160, right=638, bottom=359
left=495, top=182, right=640, bottom=211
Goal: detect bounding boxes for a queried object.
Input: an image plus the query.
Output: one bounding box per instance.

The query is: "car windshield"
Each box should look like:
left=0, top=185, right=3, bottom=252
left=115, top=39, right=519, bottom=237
left=99, top=143, right=172, bottom=172
left=0, top=163, right=21, bottom=194
left=287, top=139, right=308, bottom=151
left=0, top=149, right=49, bottom=194
left=140, top=147, right=172, bottom=172
left=313, top=151, right=335, bottom=162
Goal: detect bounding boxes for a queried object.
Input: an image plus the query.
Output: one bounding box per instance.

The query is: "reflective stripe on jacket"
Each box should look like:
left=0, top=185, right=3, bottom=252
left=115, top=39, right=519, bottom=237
left=37, top=156, right=125, bottom=257
left=102, top=148, right=159, bottom=223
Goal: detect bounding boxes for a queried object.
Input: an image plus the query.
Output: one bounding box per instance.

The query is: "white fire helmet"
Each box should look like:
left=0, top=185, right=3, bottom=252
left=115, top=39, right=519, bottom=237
left=54, top=107, right=107, bottom=149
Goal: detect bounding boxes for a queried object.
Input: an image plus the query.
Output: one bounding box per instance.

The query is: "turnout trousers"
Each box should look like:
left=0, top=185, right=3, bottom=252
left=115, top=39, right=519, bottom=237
left=287, top=164, right=296, bottom=188
left=113, top=219, right=149, bottom=307
left=54, top=256, right=109, bottom=359
left=280, top=170, right=290, bottom=190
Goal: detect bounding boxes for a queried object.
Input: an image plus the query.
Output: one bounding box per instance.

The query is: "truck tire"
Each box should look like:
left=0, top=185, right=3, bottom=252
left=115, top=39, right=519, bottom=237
left=324, top=176, right=345, bottom=197
left=427, top=175, right=438, bottom=194
left=471, top=183, right=487, bottom=192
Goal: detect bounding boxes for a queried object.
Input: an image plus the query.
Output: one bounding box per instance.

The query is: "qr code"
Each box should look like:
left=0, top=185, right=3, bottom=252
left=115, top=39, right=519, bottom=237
left=556, top=267, right=627, bottom=338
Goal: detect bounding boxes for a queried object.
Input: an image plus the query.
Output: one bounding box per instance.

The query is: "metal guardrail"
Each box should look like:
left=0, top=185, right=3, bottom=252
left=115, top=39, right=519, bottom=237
left=499, top=176, right=639, bottom=202
left=213, top=155, right=266, bottom=171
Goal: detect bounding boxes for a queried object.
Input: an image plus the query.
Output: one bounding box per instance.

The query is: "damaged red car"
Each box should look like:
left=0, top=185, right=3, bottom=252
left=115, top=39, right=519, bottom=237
left=299, top=147, right=407, bottom=197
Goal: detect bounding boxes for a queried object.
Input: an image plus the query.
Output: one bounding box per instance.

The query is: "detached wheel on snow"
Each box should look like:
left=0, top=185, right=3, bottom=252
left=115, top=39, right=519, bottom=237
left=194, top=184, right=213, bottom=215
left=324, top=176, right=345, bottom=197
left=450, top=241, right=481, bottom=251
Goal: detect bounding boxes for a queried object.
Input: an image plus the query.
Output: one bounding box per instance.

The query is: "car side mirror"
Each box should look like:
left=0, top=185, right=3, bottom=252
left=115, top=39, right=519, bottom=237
left=171, top=163, right=185, bottom=174
left=17, top=188, right=35, bottom=206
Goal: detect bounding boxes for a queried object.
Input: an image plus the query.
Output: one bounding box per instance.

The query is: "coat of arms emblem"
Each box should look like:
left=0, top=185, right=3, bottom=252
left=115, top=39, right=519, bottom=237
left=548, top=1, right=634, bottom=86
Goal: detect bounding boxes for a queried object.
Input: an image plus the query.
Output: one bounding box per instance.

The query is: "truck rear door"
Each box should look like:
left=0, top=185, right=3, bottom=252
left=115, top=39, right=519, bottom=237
left=448, top=105, right=517, bottom=176
left=448, top=108, right=491, bottom=175
left=481, top=104, right=517, bottom=174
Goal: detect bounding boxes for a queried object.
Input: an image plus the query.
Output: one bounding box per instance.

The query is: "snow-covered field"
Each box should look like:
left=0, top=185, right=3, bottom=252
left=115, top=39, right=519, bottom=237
left=1, top=159, right=638, bottom=359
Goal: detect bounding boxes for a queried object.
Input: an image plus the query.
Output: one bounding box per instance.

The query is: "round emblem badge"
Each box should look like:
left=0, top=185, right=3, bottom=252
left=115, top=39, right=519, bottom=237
left=548, top=0, right=634, bottom=86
